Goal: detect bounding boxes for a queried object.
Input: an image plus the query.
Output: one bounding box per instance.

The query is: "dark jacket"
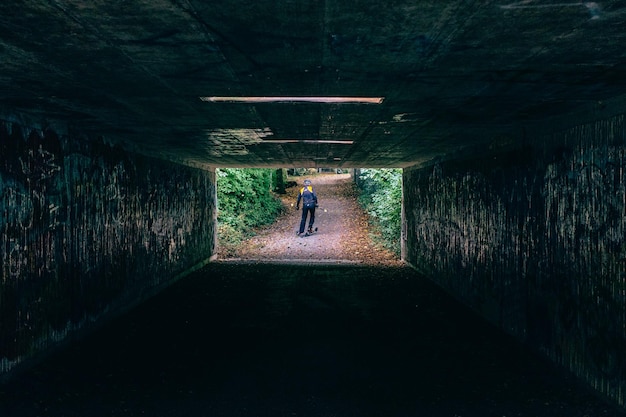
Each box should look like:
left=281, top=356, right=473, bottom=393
left=296, top=185, right=317, bottom=208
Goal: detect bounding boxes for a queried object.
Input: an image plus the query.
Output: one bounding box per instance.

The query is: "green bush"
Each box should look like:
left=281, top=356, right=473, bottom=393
left=217, top=168, right=284, bottom=247
left=356, top=168, right=402, bottom=256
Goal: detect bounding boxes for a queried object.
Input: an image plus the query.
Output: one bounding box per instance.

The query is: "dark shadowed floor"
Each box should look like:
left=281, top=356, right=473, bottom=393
left=1, top=261, right=624, bottom=417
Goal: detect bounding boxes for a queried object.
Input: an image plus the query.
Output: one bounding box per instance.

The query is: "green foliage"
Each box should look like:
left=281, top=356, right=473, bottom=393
left=356, top=168, right=402, bottom=256
left=272, top=168, right=288, bottom=194
left=290, top=168, right=317, bottom=176
left=217, top=168, right=284, bottom=246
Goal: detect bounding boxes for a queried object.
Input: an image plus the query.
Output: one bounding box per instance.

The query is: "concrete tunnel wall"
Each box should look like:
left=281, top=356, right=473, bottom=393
left=402, top=112, right=626, bottom=407
left=2, top=107, right=626, bottom=411
left=0, top=118, right=218, bottom=378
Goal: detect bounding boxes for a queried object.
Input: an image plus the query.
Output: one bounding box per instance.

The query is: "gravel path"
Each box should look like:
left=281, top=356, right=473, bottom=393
left=217, top=173, right=402, bottom=266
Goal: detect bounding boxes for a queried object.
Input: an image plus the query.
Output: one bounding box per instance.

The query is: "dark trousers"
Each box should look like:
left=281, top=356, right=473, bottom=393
left=299, top=205, right=316, bottom=233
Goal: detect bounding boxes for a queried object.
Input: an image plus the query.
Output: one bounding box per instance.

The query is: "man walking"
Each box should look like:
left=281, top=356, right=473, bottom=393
left=295, top=179, right=318, bottom=236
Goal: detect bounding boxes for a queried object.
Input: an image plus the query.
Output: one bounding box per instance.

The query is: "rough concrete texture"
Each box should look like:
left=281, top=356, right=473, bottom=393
left=2, top=1, right=626, bottom=168
left=2, top=0, right=626, bottom=412
left=0, top=120, right=217, bottom=377
left=403, top=112, right=626, bottom=407
left=1, top=261, right=624, bottom=417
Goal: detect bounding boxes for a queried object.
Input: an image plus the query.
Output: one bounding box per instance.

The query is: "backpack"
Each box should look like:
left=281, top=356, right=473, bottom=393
left=300, top=186, right=316, bottom=207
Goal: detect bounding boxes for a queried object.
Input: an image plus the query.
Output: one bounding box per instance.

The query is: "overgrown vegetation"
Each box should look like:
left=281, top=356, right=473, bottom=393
left=216, top=167, right=402, bottom=258
left=355, top=168, right=402, bottom=256
left=217, top=168, right=284, bottom=248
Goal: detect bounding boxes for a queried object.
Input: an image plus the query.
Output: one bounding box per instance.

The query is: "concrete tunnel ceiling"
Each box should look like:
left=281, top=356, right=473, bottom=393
left=2, top=1, right=626, bottom=169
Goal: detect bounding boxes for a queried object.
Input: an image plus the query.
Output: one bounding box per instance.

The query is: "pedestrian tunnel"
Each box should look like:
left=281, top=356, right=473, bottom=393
left=2, top=116, right=626, bottom=413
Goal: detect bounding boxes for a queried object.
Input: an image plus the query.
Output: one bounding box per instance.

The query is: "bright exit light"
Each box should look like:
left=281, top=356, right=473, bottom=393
left=200, top=96, right=384, bottom=104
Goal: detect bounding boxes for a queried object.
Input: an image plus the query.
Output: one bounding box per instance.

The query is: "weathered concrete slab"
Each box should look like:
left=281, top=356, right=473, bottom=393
left=1, top=261, right=624, bottom=416
left=1, top=1, right=626, bottom=168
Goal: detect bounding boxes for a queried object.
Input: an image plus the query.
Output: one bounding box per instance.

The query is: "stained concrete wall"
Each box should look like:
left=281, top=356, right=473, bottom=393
left=0, top=119, right=217, bottom=378
left=403, top=113, right=626, bottom=407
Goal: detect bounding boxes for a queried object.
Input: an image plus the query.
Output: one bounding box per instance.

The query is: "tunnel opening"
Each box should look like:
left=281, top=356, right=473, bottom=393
left=214, top=167, right=402, bottom=265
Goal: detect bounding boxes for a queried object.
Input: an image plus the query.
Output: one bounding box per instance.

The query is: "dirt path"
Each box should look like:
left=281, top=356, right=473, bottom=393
left=217, top=173, right=402, bottom=266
